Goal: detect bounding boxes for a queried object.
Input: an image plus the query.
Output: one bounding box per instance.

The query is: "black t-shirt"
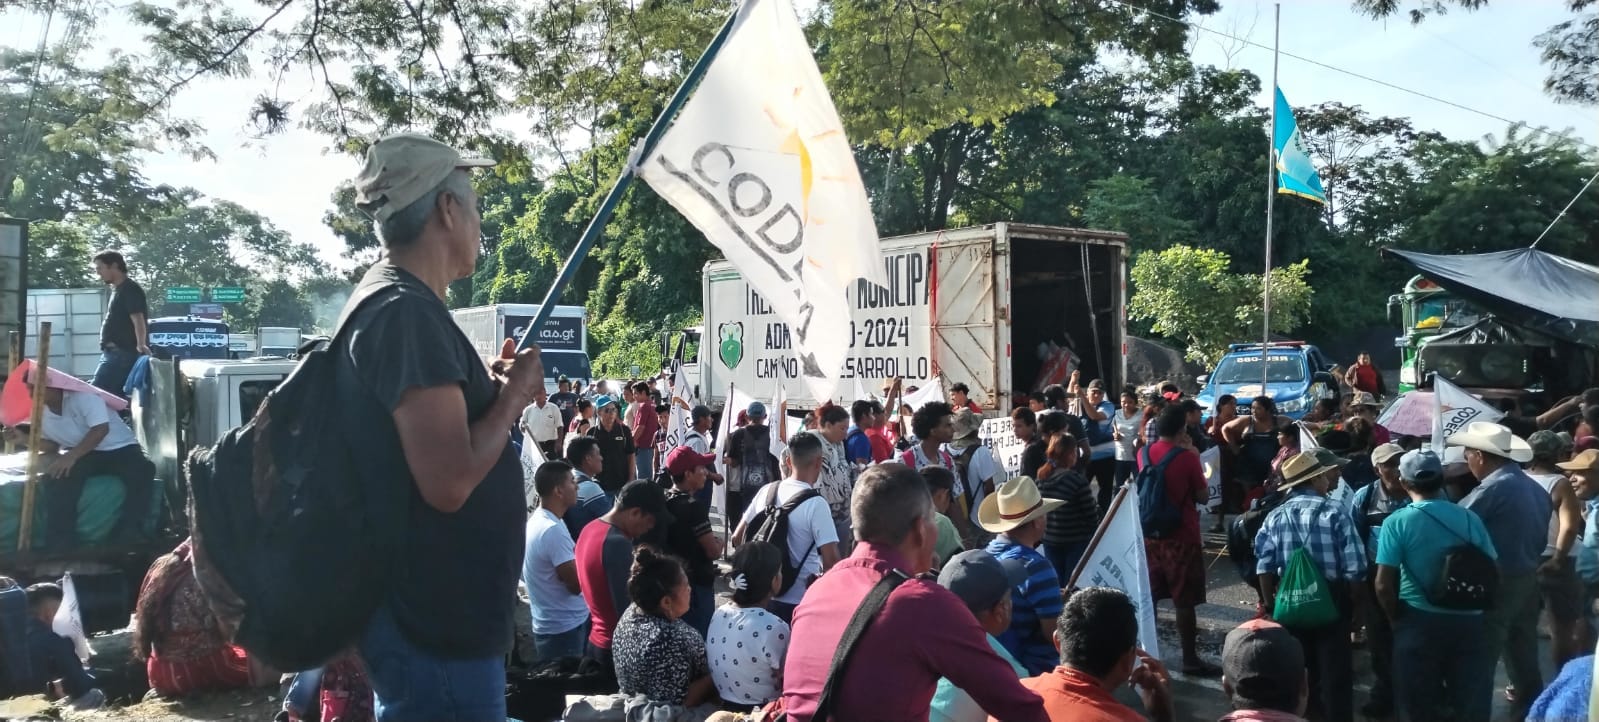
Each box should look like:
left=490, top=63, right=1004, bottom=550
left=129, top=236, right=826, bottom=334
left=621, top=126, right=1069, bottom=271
left=1022, top=440, right=1048, bottom=478
left=643, top=489, right=717, bottom=587
left=589, top=420, right=635, bottom=491
left=550, top=391, right=579, bottom=427
left=342, top=261, right=525, bottom=658
left=101, top=279, right=148, bottom=350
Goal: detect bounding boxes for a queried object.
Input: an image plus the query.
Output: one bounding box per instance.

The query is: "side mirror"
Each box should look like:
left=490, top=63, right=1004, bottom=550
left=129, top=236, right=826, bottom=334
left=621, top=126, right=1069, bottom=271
left=1196, top=374, right=1210, bottom=386
left=1393, top=336, right=1407, bottom=349
left=1386, top=295, right=1402, bottom=326
left=1313, top=371, right=1335, bottom=385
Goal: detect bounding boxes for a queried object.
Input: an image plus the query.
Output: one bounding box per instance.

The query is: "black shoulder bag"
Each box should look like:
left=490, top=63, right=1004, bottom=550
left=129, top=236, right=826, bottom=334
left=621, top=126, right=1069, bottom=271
left=1405, top=505, right=1498, bottom=611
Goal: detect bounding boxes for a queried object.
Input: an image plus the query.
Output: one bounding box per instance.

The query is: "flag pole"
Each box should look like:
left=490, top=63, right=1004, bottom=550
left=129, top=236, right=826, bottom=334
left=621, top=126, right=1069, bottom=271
left=517, top=8, right=742, bottom=351
left=1065, top=484, right=1131, bottom=591
left=1261, top=2, right=1280, bottom=388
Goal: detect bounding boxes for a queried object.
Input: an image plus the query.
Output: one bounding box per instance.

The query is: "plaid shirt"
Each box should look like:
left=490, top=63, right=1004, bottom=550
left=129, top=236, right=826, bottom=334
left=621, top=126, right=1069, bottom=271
left=1254, top=488, right=1368, bottom=582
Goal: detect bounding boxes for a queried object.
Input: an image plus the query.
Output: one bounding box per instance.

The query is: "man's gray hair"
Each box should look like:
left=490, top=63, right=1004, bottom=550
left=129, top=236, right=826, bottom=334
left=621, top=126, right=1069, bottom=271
left=375, top=169, right=475, bottom=248
left=851, top=463, right=933, bottom=546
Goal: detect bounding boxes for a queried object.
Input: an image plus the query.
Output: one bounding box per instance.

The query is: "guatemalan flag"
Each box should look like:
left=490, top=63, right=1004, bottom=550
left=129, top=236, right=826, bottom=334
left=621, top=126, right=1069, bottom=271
left=1273, top=87, right=1327, bottom=204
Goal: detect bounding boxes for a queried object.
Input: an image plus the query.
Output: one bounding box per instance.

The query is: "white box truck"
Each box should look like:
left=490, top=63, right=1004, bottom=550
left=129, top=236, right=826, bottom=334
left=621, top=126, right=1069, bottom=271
left=257, top=326, right=302, bottom=357
left=450, top=304, right=592, bottom=386
left=26, top=287, right=111, bottom=379
left=700, top=222, right=1128, bottom=413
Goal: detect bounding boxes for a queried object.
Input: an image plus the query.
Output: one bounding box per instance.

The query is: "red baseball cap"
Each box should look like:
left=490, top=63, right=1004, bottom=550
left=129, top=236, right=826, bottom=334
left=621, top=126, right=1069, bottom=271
left=664, top=446, right=717, bottom=476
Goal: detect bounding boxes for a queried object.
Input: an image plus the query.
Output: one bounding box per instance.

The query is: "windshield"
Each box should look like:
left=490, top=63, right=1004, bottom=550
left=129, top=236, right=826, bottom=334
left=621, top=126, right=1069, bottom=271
left=1212, top=353, right=1307, bottom=385
left=541, top=350, right=592, bottom=382
left=1412, top=295, right=1482, bottom=332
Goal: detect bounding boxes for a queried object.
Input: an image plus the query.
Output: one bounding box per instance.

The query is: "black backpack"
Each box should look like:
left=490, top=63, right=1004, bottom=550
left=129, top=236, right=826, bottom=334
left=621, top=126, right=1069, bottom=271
left=1406, top=505, right=1499, bottom=611
left=747, top=483, right=822, bottom=595
left=1228, top=490, right=1289, bottom=586
left=953, top=444, right=981, bottom=510
left=1134, top=445, right=1186, bottom=538
left=187, top=282, right=409, bottom=671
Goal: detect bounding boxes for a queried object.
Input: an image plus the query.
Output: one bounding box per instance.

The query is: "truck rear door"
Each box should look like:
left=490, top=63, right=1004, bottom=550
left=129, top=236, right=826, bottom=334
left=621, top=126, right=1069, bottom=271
left=932, top=233, right=1004, bottom=410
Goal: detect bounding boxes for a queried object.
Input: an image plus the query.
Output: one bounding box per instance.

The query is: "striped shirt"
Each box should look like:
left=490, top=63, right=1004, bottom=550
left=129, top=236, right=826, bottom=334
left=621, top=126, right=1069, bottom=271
left=1254, top=488, right=1368, bottom=583
left=1035, top=469, right=1097, bottom=547
left=985, top=536, right=1064, bottom=675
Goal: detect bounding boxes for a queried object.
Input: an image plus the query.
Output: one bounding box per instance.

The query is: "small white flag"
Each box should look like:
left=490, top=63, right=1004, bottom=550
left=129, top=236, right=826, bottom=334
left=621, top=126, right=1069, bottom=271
left=770, top=384, right=790, bottom=458
left=521, top=440, right=548, bottom=512
left=1071, top=487, right=1160, bottom=660
left=1432, top=375, right=1504, bottom=451
left=1299, top=422, right=1320, bottom=451
left=53, top=572, right=93, bottom=663
left=713, top=385, right=761, bottom=517
left=637, top=0, right=884, bottom=403
left=901, top=376, right=946, bottom=412
left=1200, top=446, right=1223, bottom=511
left=664, top=362, right=695, bottom=450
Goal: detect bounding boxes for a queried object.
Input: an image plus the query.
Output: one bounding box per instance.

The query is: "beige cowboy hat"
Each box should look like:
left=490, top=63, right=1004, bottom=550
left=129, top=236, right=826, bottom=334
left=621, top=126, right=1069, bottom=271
left=1446, top=421, right=1534, bottom=463
left=1278, top=449, right=1347, bottom=491
left=978, top=476, right=1065, bottom=534
left=1348, top=391, right=1381, bottom=409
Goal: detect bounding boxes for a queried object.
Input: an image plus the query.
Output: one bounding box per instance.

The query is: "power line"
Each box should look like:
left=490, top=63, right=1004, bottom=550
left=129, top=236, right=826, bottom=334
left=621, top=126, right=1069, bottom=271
left=1530, top=167, right=1599, bottom=249
left=1102, top=0, right=1587, bottom=142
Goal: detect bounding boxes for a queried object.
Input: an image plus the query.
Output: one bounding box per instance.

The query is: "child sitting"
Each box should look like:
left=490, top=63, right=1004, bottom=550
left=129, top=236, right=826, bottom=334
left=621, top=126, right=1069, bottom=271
left=706, top=542, right=791, bottom=711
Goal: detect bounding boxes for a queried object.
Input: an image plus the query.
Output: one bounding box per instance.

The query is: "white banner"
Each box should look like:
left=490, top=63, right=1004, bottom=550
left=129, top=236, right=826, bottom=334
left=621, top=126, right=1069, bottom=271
left=713, top=385, right=761, bottom=517
left=902, top=376, right=945, bottom=411
left=664, top=362, right=695, bottom=450
left=638, top=0, right=884, bottom=403
left=1071, top=487, right=1160, bottom=660
left=521, top=439, right=548, bottom=513
left=769, top=384, right=790, bottom=458
left=53, top=572, right=93, bottom=663
left=978, top=417, right=1026, bottom=479
left=1200, top=446, right=1222, bottom=511
left=1432, top=375, right=1505, bottom=451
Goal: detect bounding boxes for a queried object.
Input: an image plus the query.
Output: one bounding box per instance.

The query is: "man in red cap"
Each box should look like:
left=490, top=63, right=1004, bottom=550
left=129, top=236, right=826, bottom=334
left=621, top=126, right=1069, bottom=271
left=642, top=445, right=723, bottom=635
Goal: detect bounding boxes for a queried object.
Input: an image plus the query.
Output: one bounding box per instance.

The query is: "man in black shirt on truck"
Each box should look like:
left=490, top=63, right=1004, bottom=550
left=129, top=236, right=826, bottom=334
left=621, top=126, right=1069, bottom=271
left=90, top=250, right=148, bottom=397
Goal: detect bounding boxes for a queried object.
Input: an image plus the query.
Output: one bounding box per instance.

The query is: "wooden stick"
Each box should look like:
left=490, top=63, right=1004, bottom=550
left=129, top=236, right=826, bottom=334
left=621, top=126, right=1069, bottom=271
left=5, top=331, right=17, bottom=455
left=1064, top=483, right=1130, bottom=592
left=17, top=322, right=51, bottom=551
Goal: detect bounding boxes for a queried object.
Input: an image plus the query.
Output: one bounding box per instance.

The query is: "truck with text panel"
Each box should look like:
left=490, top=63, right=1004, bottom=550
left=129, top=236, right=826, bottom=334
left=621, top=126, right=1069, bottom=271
left=450, top=303, right=592, bottom=389
left=700, top=223, right=1128, bottom=414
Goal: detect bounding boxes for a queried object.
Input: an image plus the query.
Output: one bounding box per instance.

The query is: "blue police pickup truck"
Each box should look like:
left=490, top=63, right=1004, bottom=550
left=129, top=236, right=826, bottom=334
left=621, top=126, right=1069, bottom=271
left=1195, top=342, right=1338, bottom=420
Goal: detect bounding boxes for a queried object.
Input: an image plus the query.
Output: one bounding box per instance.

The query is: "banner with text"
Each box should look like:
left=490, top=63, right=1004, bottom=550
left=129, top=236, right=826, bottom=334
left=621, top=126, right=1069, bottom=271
left=1432, top=375, right=1505, bottom=451
left=1071, top=487, right=1160, bottom=659
left=978, top=417, right=1027, bottom=479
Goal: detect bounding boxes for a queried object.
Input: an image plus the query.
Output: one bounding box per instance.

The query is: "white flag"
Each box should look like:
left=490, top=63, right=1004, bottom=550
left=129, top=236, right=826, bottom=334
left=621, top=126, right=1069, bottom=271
left=851, top=374, right=873, bottom=405
left=1298, top=421, right=1320, bottom=451
left=1432, top=375, right=1504, bottom=451
left=1200, top=446, right=1222, bottom=511
left=53, top=572, right=93, bottom=663
left=769, top=384, right=790, bottom=458
left=521, top=440, right=548, bottom=513
left=664, top=362, right=695, bottom=449
left=901, top=376, right=946, bottom=412
left=713, top=385, right=760, bottom=517
left=637, top=0, right=884, bottom=402
left=1071, top=487, right=1160, bottom=660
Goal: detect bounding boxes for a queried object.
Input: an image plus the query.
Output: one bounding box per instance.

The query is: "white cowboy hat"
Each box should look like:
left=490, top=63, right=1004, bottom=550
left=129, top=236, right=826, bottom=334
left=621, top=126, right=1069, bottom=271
left=1446, top=421, right=1534, bottom=463
left=1348, top=391, right=1381, bottom=409
left=978, top=476, right=1065, bottom=534
left=1277, top=449, right=1346, bottom=491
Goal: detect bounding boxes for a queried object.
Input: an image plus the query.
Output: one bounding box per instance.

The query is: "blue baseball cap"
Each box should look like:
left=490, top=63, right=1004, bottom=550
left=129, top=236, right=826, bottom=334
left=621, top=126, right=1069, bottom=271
left=747, top=401, right=767, bottom=419
left=594, top=395, right=617, bottom=410
left=1399, top=449, right=1442, bottom=483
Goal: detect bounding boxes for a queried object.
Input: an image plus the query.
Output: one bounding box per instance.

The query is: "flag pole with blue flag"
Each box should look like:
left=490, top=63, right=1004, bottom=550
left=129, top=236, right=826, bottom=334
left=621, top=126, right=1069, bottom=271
left=1259, top=2, right=1326, bottom=388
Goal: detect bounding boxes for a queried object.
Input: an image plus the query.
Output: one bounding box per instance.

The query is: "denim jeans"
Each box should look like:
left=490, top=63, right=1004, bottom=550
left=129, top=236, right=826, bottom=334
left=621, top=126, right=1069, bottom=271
left=682, top=584, right=715, bottom=638
left=531, top=622, right=588, bottom=664
left=283, top=667, right=324, bottom=717
left=359, top=605, right=506, bottom=722
left=1043, top=541, right=1090, bottom=583
left=90, top=348, right=139, bottom=398
left=635, top=448, right=654, bottom=481
left=1392, top=606, right=1494, bottom=722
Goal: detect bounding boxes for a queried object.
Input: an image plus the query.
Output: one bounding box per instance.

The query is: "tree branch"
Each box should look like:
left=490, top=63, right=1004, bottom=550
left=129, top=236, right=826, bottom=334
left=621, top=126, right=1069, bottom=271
left=142, top=0, right=297, bottom=115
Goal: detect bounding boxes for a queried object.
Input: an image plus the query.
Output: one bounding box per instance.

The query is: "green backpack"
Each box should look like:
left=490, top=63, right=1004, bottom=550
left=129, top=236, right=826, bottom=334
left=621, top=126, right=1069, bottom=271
left=1273, top=546, right=1340, bottom=628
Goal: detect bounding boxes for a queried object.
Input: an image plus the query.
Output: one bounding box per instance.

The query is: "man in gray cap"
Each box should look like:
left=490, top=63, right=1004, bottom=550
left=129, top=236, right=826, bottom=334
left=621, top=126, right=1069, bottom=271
left=1220, top=619, right=1309, bottom=721
left=342, top=133, right=543, bottom=721
left=929, top=549, right=1029, bottom=722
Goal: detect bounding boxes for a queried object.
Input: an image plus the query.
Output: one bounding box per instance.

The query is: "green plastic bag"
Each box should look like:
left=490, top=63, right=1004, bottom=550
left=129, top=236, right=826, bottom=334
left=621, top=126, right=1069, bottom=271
left=1273, top=547, right=1339, bottom=628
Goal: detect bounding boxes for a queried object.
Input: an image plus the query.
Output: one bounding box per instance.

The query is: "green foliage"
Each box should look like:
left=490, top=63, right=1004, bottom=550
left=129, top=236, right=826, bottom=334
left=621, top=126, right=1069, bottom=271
left=24, top=220, right=95, bottom=288
left=1082, top=174, right=1196, bottom=251
left=1129, top=245, right=1314, bottom=367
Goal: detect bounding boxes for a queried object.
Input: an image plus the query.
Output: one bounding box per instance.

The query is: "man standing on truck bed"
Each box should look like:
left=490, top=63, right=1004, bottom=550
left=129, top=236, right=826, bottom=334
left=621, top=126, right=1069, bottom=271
left=91, top=250, right=149, bottom=397
left=345, top=133, right=543, bottom=721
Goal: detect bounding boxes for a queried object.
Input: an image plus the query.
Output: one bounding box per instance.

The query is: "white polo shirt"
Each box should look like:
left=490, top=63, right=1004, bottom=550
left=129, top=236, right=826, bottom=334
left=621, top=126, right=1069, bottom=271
left=41, top=390, right=138, bottom=452
left=522, top=401, right=564, bottom=443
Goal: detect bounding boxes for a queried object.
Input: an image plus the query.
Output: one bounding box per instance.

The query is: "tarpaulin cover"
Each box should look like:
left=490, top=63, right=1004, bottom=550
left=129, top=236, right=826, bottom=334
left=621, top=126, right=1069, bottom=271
left=1384, top=247, right=1599, bottom=347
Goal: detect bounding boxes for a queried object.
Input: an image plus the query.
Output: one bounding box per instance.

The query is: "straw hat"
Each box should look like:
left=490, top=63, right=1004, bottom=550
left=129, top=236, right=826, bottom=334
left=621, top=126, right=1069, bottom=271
left=1556, top=449, right=1599, bottom=472
left=978, top=476, right=1065, bottom=534
left=1446, top=422, right=1534, bottom=463
left=1278, top=449, right=1346, bottom=491
left=1348, top=391, right=1381, bottom=409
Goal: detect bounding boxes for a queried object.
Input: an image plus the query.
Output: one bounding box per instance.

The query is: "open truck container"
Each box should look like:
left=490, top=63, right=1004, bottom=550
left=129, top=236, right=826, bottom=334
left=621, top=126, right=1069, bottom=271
left=701, top=222, right=1128, bottom=413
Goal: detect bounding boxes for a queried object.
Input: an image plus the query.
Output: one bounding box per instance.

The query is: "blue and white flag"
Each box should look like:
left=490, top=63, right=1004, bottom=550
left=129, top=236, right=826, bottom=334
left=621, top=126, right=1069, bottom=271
left=1273, top=87, right=1326, bottom=204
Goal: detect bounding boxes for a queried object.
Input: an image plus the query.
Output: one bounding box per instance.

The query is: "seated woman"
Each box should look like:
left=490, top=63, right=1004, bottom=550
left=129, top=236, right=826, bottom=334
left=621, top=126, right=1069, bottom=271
left=134, top=539, right=258, bottom=697
left=707, top=541, right=789, bottom=711
left=611, top=546, right=715, bottom=709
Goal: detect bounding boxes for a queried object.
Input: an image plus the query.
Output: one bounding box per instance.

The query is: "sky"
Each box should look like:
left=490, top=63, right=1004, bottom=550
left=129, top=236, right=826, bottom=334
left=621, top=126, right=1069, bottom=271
left=8, top=0, right=1596, bottom=270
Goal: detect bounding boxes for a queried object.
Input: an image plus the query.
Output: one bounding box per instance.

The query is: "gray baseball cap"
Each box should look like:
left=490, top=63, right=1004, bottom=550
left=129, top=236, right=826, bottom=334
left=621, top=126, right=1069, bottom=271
left=937, top=549, right=1027, bottom=614
left=1399, top=449, right=1443, bottom=483
left=353, top=133, right=495, bottom=223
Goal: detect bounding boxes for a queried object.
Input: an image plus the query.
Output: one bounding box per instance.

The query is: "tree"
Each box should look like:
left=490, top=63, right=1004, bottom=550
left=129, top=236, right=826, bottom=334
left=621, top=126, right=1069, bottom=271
left=1129, top=245, right=1314, bottom=366
left=1351, top=0, right=1598, bottom=105
left=1081, top=174, right=1197, bottom=251
left=25, top=220, right=95, bottom=288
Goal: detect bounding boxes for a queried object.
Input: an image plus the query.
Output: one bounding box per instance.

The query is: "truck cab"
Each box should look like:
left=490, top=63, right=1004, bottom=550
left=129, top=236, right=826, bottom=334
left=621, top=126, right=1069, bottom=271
left=1388, top=275, right=1484, bottom=392
left=1195, top=342, right=1337, bottom=420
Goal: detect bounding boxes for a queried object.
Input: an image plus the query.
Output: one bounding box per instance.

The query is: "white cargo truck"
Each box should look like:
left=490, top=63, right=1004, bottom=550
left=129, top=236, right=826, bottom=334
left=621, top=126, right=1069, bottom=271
left=700, top=223, right=1128, bottom=413
left=26, top=287, right=111, bottom=379
left=257, top=326, right=302, bottom=357
left=450, top=303, right=592, bottom=386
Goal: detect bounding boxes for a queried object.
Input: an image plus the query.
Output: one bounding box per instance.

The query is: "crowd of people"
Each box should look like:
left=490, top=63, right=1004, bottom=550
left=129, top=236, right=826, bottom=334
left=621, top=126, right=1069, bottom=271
left=15, top=135, right=1599, bottom=722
